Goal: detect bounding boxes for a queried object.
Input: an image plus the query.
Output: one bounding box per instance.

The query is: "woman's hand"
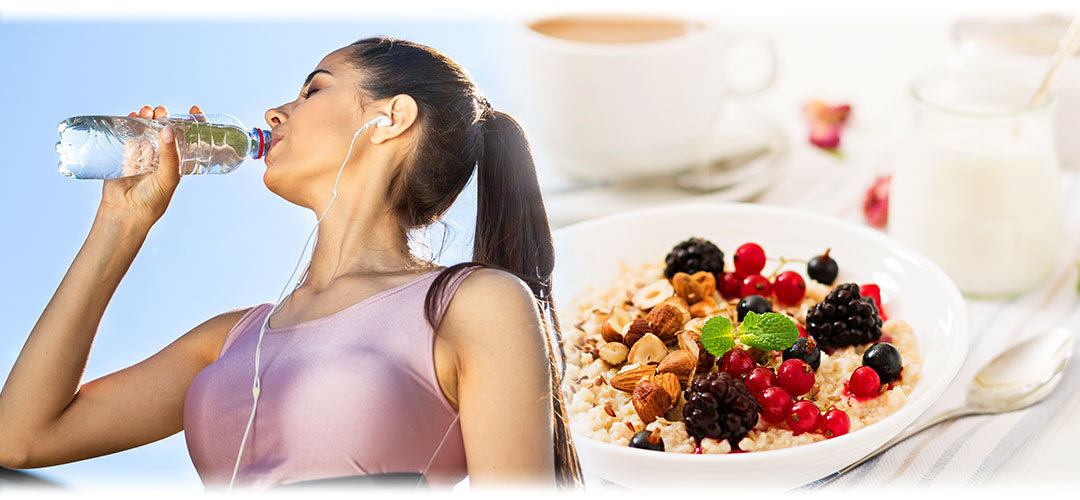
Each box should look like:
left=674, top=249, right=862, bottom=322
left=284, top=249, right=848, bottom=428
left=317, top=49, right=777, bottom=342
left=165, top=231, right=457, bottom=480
left=97, top=104, right=204, bottom=227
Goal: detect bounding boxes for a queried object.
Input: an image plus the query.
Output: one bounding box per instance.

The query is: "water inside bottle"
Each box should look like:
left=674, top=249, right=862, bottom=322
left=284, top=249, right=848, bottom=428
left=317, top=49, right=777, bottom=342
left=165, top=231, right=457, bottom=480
left=56, top=115, right=253, bottom=179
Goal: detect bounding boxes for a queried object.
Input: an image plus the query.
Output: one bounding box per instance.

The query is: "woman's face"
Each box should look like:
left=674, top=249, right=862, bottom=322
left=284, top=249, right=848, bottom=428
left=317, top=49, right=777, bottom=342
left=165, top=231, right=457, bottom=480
left=262, top=48, right=374, bottom=207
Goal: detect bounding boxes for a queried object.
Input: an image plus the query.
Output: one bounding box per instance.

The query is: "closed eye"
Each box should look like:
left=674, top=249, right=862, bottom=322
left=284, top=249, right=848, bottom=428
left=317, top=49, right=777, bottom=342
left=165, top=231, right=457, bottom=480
left=301, top=87, right=320, bottom=99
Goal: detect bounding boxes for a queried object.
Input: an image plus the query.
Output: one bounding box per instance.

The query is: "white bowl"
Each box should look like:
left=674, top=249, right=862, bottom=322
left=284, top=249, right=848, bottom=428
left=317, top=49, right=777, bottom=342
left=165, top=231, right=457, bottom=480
left=552, top=202, right=970, bottom=491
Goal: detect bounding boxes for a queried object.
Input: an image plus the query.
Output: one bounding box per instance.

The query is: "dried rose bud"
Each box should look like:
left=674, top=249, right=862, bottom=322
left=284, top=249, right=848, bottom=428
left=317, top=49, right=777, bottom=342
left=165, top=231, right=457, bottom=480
left=863, top=174, right=892, bottom=228
left=809, top=122, right=841, bottom=150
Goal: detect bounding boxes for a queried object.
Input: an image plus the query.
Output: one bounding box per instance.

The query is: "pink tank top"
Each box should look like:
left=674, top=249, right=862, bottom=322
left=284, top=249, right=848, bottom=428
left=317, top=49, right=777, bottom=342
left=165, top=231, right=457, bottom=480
left=183, top=267, right=473, bottom=491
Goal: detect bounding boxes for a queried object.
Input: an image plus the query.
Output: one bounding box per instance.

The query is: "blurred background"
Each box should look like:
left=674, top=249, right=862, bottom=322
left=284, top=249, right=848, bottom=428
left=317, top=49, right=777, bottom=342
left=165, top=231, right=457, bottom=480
left=1, top=0, right=1078, bottom=492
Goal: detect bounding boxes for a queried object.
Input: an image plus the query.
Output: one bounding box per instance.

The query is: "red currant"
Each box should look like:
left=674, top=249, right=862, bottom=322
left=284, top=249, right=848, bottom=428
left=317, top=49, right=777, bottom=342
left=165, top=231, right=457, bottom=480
left=821, top=409, right=850, bottom=438
left=773, top=271, right=806, bottom=305
left=719, top=272, right=742, bottom=300
left=740, top=274, right=772, bottom=298
left=797, top=323, right=808, bottom=338
left=745, top=367, right=778, bottom=396
left=787, top=401, right=821, bottom=435
left=849, top=366, right=881, bottom=398
left=719, top=349, right=755, bottom=379
left=734, top=243, right=766, bottom=277
left=777, top=359, right=815, bottom=397
left=758, top=386, right=792, bottom=423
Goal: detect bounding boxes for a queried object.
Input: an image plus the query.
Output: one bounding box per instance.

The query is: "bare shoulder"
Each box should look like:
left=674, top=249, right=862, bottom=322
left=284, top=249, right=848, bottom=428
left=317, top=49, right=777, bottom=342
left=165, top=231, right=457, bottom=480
left=454, top=267, right=535, bottom=304
left=192, top=305, right=260, bottom=364
left=439, top=267, right=542, bottom=347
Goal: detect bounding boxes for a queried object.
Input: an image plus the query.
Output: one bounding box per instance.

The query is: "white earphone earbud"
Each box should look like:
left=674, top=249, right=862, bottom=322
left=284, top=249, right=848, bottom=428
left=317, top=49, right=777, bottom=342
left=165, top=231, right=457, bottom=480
left=373, top=114, right=392, bottom=128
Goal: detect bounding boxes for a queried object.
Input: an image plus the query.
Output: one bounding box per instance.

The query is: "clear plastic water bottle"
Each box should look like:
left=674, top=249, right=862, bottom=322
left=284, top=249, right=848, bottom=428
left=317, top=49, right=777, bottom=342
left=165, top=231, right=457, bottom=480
left=55, top=113, right=272, bottom=179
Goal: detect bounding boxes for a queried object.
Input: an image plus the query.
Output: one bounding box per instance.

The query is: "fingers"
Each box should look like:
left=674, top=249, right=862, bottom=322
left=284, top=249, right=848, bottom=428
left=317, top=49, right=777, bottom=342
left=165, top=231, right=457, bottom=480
left=190, top=105, right=206, bottom=122
left=134, top=105, right=168, bottom=119
left=155, top=124, right=182, bottom=187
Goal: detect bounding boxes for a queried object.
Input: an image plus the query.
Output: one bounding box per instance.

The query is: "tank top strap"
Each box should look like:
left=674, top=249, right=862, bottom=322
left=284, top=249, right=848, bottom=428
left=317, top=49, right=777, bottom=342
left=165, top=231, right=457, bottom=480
left=427, top=265, right=482, bottom=332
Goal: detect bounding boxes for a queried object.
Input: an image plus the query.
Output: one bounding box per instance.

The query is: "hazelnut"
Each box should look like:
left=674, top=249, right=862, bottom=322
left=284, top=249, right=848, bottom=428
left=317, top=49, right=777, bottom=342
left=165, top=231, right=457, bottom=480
left=657, top=349, right=697, bottom=386
left=598, top=341, right=629, bottom=365
left=676, top=330, right=700, bottom=360
left=622, top=318, right=652, bottom=348
left=600, top=306, right=631, bottom=343
left=691, top=271, right=717, bottom=297
left=631, top=279, right=675, bottom=310
left=671, top=272, right=706, bottom=304
left=627, top=333, right=667, bottom=365
left=689, top=297, right=719, bottom=318
left=632, top=379, right=673, bottom=424
left=646, top=304, right=684, bottom=343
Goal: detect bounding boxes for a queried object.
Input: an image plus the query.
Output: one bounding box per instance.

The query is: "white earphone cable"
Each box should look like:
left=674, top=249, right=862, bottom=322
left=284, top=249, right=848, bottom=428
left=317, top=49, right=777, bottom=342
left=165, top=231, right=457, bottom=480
left=226, top=115, right=389, bottom=493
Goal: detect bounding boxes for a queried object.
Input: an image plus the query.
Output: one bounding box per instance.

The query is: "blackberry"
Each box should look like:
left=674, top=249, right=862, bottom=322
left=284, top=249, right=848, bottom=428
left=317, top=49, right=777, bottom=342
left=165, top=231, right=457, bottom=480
left=805, top=283, right=882, bottom=348
left=682, top=371, right=760, bottom=447
left=664, top=237, right=725, bottom=279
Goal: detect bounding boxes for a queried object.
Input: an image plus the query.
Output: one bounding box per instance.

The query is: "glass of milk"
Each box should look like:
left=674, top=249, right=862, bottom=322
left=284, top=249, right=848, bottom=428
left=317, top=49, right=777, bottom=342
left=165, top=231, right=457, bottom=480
left=888, top=71, right=1063, bottom=298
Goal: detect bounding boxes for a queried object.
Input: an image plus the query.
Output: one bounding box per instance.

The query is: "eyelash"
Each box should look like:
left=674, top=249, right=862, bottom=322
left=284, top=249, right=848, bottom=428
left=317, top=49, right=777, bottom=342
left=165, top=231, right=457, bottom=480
left=302, top=87, right=319, bottom=99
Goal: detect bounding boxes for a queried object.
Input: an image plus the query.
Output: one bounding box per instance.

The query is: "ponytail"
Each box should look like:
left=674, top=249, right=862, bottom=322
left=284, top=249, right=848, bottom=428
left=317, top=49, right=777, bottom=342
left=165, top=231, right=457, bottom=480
left=424, top=110, right=585, bottom=490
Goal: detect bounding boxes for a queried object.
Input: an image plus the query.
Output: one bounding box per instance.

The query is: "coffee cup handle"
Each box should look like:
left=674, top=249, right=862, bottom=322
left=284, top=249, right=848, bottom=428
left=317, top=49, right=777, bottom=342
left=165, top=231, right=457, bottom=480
left=718, top=34, right=777, bottom=96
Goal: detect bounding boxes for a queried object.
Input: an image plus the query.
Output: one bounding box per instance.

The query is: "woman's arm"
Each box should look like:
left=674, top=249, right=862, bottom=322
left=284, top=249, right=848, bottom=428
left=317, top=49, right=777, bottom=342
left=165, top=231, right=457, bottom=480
left=0, top=209, right=246, bottom=468
left=438, top=268, right=556, bottom=488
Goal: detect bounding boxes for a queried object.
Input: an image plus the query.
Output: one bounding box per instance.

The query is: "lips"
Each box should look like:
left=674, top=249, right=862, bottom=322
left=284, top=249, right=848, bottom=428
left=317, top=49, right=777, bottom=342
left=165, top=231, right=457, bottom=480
left=267, top=132, right=283, bottom=161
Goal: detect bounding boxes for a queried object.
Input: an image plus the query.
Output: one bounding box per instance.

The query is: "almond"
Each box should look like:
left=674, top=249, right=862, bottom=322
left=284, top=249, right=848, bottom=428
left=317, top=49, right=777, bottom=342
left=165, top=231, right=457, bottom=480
left=646, top=304, right=684, bottom=343
left=631, top=278, right=675, bottom=310
left=632, top=379, right=672, bottom=424
left=598, top=341, right=629, bottom=365
left=649, top=372, right=681, bottom=400
left=622, top=318, right=652, bottom=348
left=671, top=272, right=706, bottom=304
left=657, top=349, right=697, bottom=386
left=627, top=333, right=667, bottom=366
left=611, top=364, right=656, bottom=392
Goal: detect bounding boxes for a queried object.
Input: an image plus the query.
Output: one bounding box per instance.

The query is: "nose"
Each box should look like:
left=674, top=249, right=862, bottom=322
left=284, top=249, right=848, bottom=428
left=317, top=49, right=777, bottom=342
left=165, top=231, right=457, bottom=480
left=265, top=106, right=286, bottom=128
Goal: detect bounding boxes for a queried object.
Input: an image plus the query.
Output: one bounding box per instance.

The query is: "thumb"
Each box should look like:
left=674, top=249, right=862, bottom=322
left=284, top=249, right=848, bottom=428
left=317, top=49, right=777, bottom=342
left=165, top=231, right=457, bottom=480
left=156, top=124, right=182, bottom=187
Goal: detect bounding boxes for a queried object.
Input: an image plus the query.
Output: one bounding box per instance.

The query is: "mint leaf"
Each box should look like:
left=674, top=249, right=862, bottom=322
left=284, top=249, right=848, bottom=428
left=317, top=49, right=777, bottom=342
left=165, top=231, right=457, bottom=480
left=700, top=316, right=735, bottom=357
left=739, top=311, right=762, bottom=331
left=741, top=313, right=800, bottom=352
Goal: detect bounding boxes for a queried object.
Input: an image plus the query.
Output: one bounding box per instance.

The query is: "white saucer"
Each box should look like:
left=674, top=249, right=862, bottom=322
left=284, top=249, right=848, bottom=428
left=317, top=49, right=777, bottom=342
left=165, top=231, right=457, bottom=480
left=539, top=104, right=789, bottom=228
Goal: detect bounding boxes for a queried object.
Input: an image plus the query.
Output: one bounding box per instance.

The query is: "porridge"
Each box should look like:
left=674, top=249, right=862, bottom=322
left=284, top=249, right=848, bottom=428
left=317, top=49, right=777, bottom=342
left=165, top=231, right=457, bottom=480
left=562, top=238, right=922, bottom=454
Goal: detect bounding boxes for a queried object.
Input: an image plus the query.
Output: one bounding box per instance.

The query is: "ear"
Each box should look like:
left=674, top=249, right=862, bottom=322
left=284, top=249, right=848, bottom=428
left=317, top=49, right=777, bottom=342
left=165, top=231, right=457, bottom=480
left=369, top=94, right=418, bottom=145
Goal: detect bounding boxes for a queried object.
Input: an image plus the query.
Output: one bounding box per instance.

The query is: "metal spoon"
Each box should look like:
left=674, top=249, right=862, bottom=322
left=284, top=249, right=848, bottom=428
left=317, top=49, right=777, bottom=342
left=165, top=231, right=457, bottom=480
left=815, top=326, right=1074, bottom=487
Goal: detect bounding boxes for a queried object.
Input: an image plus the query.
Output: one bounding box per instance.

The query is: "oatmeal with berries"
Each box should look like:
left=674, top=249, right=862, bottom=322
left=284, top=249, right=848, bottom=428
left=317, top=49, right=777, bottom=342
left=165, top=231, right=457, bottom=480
left=561, top=238, right=922, bottom=454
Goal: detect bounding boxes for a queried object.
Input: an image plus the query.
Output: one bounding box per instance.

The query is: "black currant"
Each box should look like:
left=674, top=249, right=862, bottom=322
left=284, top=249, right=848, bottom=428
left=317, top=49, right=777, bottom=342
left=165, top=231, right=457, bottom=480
left=808, top=249, right=839, bottom=285
left=629, top=430, right=665, bottom=451
left=737, top=294, right=772, bottom=321
left=782, top=337, right=821, bottom=372
left=862, top=342, right=902, bottom=384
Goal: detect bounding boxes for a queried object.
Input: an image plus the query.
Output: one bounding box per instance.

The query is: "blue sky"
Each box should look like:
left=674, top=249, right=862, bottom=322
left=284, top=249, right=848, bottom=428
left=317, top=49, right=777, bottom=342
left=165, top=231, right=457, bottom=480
left=0, top=19, right=515, bottom=490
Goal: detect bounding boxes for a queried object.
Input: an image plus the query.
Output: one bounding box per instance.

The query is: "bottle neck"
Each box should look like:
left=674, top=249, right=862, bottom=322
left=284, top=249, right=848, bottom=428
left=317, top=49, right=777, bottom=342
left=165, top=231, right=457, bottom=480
left=249, top=128, right=271, bottom=159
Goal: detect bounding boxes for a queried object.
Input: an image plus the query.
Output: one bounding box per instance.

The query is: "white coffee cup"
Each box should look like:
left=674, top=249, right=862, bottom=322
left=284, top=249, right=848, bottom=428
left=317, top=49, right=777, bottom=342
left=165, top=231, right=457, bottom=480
left=513, top=14, right=776, bottom=181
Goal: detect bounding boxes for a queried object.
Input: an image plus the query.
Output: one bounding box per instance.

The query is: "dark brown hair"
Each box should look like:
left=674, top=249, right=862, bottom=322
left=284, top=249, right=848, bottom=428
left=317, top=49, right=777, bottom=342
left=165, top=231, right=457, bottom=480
left=343, top=37, right=583, bottom=489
